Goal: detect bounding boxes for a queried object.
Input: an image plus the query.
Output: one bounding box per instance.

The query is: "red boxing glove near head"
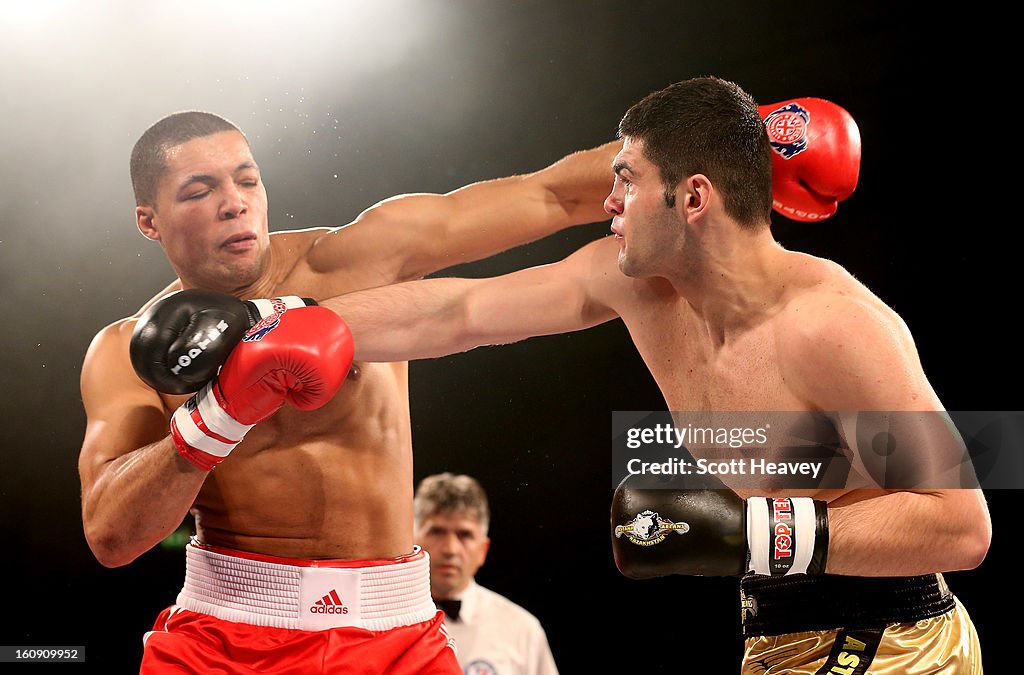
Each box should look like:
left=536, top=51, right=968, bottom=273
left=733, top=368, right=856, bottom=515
left=759, top=97, right=862, bottom=222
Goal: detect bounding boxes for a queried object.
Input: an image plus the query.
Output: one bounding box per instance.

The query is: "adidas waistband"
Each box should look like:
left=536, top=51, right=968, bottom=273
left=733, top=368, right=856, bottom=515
left=176, top=541, right=436, bottom=631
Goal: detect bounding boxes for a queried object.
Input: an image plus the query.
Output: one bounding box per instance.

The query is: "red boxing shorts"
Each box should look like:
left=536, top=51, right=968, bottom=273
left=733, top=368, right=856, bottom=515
left=140, top=541, right=459, bottom=674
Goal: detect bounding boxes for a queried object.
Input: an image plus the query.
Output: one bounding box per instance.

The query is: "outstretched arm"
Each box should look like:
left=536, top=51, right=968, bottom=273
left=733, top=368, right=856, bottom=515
left=322, top=237, right=623, bottom=362
left=308, top=142, right=620, bottom=284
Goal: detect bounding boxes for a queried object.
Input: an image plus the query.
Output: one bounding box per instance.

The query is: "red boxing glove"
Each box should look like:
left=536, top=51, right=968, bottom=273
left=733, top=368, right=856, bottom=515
left=759, top=97, right=862, bottom=222
left=170, top=306, right=354, bottom=470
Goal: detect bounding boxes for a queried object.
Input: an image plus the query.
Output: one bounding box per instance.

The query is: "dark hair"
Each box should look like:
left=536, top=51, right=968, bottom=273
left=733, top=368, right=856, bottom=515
left=618, top=76, right=772, bottom=228
left=414, top=472, right=490, bottom=533
left=130, top=111, right=246, bottom=206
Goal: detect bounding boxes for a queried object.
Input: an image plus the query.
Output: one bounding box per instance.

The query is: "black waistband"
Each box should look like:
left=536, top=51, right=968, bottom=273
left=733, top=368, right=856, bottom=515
left=740, top=573, right=955, bottom=637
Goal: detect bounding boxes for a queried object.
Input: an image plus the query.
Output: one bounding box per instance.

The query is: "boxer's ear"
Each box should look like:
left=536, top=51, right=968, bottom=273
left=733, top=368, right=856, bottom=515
left=680, top=174, right=713, bottom=229
left=137, top=206, right=159, bottom=241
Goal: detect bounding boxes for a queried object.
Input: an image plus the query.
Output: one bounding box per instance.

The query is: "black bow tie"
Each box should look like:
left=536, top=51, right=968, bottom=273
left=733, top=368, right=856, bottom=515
left=435, top=598, right=462, bottom=622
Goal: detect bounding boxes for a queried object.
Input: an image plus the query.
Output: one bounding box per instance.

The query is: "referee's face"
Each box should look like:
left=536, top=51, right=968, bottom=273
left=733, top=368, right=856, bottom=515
left=416, top=509, right=491, bottom=599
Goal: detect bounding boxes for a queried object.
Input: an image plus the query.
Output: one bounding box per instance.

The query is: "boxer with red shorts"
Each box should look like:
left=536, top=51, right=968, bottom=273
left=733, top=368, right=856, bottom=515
left=77, top=110, right=618, bottom=672
left=129, top=300, right=459, bottom=673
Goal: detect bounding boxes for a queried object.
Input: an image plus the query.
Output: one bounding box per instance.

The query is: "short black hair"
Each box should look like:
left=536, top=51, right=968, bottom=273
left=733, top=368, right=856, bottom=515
left=130, top=110, right=246, bottom=207
left=618, top=76, right=772, bottom=228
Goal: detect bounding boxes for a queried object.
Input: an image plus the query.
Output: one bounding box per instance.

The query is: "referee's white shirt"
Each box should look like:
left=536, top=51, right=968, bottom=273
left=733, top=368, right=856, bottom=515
left=444, top=580, right=559, bottom=675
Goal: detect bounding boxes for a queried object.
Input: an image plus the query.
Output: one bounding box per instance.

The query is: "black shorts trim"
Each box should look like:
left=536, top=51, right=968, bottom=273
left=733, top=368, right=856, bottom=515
left=740, top=573, right=955, bottom=637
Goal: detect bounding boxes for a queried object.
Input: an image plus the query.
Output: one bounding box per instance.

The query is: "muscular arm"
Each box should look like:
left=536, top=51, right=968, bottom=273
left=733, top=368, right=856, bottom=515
left=826, top=489, right=989, bottom=575
left=78, top=321, right=206, bottom=568
left=308, top=142, right=620, bottom=284
left=322, top=237, right=623, bottom=362
left=783, top=294, right=992, bottom=575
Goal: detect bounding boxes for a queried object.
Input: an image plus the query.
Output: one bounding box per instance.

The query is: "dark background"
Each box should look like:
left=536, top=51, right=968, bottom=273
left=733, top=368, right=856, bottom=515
left=1, top=2, right=1014, bottom=672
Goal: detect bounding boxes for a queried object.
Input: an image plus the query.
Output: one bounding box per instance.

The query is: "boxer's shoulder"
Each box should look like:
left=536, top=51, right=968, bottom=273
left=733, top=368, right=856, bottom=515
left=574, top=235, right=646, bottom=302
left=270, top=226, right=332, bottom=249
left=773, top=275, right=918, bottom=409
left=269, top=227, right=332, bottom=271
left=273, top=226, right=396, bottom=294
left=774, top=252, right=898, bottom=325
left=86, top=316, right=136, bottom=360
left=776, top=286, right=906, bottom=358
left=82, top=317, right=164, bottom=408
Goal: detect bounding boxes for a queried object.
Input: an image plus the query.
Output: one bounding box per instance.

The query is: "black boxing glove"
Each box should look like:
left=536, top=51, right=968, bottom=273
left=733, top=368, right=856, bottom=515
left=611, top=477, right=828, bottom=578
left=130, top=289, right=316, bottom=394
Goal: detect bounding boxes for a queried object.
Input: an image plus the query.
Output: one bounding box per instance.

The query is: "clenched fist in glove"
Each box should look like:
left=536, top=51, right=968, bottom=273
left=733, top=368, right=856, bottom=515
left=760, top=97, right=861, bottom=222
left=170, top=306, right=355, bottom=471
left=611, top=476, right=828, bottom=579
left=130, top=289, right=317, bottom=394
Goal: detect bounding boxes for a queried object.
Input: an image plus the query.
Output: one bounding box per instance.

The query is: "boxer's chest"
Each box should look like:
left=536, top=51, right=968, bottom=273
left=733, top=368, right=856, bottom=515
left=628, top=308, right=804, bottom=413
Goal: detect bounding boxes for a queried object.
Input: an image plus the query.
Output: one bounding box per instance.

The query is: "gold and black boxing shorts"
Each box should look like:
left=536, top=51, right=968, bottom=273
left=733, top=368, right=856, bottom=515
left=740, top=573, right=982, bottom=674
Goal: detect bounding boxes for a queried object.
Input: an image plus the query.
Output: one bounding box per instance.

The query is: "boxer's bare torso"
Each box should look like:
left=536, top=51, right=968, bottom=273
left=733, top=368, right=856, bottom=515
left=111, top=230, right=417, bottom=559
left=583, top=235, right=928, bottom=506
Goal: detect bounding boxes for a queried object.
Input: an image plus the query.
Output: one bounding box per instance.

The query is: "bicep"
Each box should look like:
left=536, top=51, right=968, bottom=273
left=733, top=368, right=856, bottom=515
left=78, top=327, right=169, bottom=494
left=303, top=194, right=455, bottom=284
left=784, top=300, right=966, bottom=488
